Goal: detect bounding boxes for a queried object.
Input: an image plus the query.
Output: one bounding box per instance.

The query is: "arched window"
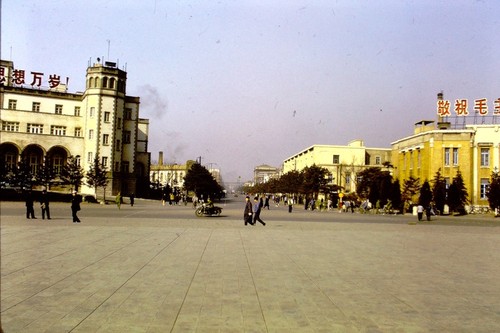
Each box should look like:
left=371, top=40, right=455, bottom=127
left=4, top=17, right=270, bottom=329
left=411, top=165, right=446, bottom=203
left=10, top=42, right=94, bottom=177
left=102, top=77, right=108, bottom=88
left=109, top=78, right=115, bottom=89
left=94, top=77, right=100, bottom=88
left=88, top=77, right=94, bottom=88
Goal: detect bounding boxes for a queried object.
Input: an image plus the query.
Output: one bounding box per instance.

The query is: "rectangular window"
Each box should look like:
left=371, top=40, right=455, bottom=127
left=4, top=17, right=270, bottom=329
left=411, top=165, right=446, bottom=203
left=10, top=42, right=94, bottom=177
left=123, top=131, right=131, bottom=144
left=55, top=104, right=63, bottom=115
left=333, top=154, right=340, bottom=164
left=375, top=156, right=381, bottom=165
left=74, top=127, right=81, bottom=137
left=114, top=162, right=120, bottom=172
left=124, top=108, right=132, bottom=120
left=89, top=129, right=94, bottom=140
left=121, top=161, right=130, bottom=173
left=87, top=152, right=93, bottom=163
left=104, top=112, right=110, bottom=122
left=32, top=102, right=41, bottom=112
left=75, top=156, right=81, bottom=167
left=103, top=134, right=109, bottom=145
left=453, top=148, right=459, bottom=165
left=90, top=107, right=95, bottom=118
left=117, top=117, right=122, bottom=129
left=102, top=156, right=108, bottom=167
left=116, top=139, right=121, bottom=151
left=444, top=148, right=450, bottom=166
left=5, top=153, right=16, bottom=170
left=8, top=99, right=17, bottom=109
left=74, top=106, right=81, bottom=116
left=27, top=123, right=43, bottom=134
left=2, top=121, right=19, bottom=132
left=417, top=150, right=421, bottom=168
left=480, top=179, right=489, bottom=199
left=480, top=148, right=490, bottom=166
left=53, top=155, right=64, bottom=174
left=50, top=125, right=66, bottom=136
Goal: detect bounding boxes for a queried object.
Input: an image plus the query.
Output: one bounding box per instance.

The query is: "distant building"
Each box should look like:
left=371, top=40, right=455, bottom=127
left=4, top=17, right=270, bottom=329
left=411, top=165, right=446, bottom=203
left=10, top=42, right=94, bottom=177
left=253, top=164, right=280, bottom=185
left=282, top=139, right=391, bottom=193
left=0, top=58, right=150, bottom=197
left=150, top=151, right=187, bottom=190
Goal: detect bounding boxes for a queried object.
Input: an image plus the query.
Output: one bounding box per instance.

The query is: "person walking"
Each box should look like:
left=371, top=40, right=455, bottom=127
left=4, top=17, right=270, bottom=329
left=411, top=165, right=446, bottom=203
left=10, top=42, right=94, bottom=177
left=25, top=189, right=36, bottom=219
left=129, top=193, right=135, bottom=207
left=288, top=197, right=294, bottom=213
left=116, top=192, right=122, bottom=209
left=264, top=196, right=270, bottom=210
left=243, top=196, right=253, bottom=225
left=417, top=204, right=424, bottom=221
left=40, top=189, right=51, bottom=220
left=253, top=197, right=266, bottom=226
left=71, top=190, right=81, bottom=223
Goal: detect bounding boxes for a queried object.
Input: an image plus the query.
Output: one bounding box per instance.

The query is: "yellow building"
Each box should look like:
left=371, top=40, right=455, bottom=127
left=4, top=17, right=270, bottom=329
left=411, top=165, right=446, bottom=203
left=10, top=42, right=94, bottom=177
left=282, top=139, right=391, bottom=193
left=391, top=120, right=500, bottom=206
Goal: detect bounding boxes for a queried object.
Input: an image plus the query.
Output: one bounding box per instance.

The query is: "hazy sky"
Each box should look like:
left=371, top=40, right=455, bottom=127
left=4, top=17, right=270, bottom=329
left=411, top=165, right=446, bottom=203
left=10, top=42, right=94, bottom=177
left=2, top=0, right=499, bottom=184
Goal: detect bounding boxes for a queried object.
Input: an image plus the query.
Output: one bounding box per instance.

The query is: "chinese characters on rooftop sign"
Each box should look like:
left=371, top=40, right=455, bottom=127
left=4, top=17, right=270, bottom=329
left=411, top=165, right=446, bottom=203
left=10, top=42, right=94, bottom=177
left=0, top=66, right=68, bottom=89
left=437, top=98, right=500, bottom=117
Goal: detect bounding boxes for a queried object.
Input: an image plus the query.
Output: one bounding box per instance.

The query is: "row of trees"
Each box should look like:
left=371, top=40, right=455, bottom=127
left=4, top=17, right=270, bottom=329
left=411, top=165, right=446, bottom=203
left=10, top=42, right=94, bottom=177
left=244, top=165, right=342, bottom=201
left=1, top=156, right=109, bottom=198
left=245, top=164, right=500, bottom=215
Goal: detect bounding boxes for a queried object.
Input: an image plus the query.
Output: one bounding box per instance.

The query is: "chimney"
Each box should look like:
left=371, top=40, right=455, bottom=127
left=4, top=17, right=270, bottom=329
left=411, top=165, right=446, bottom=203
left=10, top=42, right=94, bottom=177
left=437, top=91, right=450, bottom=130
left=158, top=151, right=163, bottom=166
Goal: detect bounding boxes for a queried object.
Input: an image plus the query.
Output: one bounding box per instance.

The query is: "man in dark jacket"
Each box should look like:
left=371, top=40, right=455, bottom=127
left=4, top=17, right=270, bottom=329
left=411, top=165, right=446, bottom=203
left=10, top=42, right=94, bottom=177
left=40, top=189, right=51, bottom=220
left=243, top=196, right=253, bottom=225
left=71, top=191, right=81, bottom=223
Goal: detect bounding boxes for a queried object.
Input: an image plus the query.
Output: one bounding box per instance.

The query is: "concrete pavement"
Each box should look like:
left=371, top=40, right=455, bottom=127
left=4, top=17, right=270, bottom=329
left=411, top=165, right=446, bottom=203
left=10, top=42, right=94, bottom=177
left=1, top=199, right=500, bottom=332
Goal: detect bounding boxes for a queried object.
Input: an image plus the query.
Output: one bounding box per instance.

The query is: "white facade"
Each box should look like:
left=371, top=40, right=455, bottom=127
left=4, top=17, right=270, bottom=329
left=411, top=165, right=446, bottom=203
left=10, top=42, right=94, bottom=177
left=0, top=59, right=150, bottom=197
left=282, top=140, right=391, bottom=193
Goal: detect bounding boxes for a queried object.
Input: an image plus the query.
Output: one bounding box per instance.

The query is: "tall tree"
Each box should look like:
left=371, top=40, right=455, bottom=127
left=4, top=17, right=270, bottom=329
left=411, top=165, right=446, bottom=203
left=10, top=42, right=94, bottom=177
left=486, top=170, right=500, bottom=214
left=86, top=156, right=109, bottom=201
left=447, top=169, right=468, bottom=215
left=37, top=156, right=56, bottom=190
left=401, top=176, right=420, bottom=203
left=390, top=179, right=403, bottom=213
left=60, top=156, right=84, bottom=192
left=184, top=163, right=222, bottom=200
left=278, top=170, right=303, bottom=195
left=418, top=180, right=433, bottom=207
left=432, top=168, right=447, bottom=215
left=356, top=167, right=392, bottom=204
left=301, top=165, right=329, bottom=197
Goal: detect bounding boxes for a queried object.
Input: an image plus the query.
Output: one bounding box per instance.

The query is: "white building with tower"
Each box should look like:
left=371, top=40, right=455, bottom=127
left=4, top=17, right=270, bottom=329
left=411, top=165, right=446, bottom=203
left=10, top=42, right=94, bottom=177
left=0, top=58, right=151, bottom=197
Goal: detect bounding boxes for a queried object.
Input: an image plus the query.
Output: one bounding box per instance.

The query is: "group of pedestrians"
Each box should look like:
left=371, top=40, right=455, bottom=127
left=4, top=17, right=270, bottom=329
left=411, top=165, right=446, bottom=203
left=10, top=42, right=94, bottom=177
left=243, top=195, right=266, bottom=226
left=25, top=189, right=52, bottom=220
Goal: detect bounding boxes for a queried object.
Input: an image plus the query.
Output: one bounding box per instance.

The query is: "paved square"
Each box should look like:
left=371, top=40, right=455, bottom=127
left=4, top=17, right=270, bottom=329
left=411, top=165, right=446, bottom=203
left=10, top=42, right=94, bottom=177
left=1, top=200, right=500, bottom=332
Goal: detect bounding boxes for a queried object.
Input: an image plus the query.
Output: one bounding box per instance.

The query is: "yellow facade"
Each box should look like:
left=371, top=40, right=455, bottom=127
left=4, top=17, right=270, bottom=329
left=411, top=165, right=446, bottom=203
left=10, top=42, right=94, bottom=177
left=391, top=121, right=500, bottom=206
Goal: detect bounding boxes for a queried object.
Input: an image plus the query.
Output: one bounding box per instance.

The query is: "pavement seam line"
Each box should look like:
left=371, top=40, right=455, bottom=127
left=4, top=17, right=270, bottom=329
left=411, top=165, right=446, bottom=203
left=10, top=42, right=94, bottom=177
left=168, top=229, right=213, bottom=333
left=239, top=230, right=269, bottom=333
left=68, top=229, right=187, bottom=333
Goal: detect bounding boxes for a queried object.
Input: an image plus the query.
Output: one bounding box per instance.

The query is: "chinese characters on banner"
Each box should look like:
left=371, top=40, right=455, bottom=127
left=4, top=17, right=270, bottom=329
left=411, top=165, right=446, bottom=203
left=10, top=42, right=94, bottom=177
left=437, top=98, right=500, bottom=117
left=0, top=66, right=67, bottom=89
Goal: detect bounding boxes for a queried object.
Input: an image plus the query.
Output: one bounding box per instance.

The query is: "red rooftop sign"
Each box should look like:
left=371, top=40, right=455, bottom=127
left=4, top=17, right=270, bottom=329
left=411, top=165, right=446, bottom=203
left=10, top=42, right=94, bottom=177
left=437, top=98, right=500, bottom=117
left=0, top=66, right=68, bottom=89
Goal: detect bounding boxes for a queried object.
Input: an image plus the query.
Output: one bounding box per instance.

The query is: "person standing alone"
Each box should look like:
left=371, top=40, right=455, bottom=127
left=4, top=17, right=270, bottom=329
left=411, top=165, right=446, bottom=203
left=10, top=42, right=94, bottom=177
left=40, top=189, right=51, bottom=220
left=253, top=196, right=266, bottom=226
left=243, top=196, right=253, bottom=226
left=71, top=191, right=81, bottom=223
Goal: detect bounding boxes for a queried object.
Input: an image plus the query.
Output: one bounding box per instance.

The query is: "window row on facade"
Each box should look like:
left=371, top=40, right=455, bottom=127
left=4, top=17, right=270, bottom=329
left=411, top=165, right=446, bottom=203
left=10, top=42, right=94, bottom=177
left=401, top=147, right=491, bottom=170
left=87, top=76, right=126, bottom=92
